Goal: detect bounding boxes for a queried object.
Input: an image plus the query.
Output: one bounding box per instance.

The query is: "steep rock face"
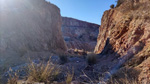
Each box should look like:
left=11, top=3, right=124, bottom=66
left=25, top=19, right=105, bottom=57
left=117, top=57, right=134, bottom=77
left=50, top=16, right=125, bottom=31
left=62, top=17, right=99, bottom=51
left=94, top=0, right=150, bottom=82
left=95, top=0, right=150, bottom=55
left=0, top=0, right=67, bottom=74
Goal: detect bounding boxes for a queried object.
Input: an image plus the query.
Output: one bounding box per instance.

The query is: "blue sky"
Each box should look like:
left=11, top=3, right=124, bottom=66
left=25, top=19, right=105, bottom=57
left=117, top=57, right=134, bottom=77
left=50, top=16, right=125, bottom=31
left=47, top=0, right=116, bottom=25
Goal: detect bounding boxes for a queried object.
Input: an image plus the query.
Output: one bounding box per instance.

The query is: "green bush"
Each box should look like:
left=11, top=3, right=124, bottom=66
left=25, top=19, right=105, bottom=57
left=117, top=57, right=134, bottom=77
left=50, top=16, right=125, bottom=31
left=86, top=53, right=97, bottom=65
left=110, top=4, right=115, bottom=9
left=59, top=54, right=68, bottom=64
left=53, top=49, right=68, bottom=64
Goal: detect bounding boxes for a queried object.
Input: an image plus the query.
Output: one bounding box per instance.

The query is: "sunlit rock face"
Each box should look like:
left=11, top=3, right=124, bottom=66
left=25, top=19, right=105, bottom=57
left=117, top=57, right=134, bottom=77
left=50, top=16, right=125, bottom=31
left=94, top=0, right=150, bottom=82
left=94, top=0, right=150, bottom=55
left=0, top=0, right=67, bottom=73
left=62, top=17, right=99, bottom=51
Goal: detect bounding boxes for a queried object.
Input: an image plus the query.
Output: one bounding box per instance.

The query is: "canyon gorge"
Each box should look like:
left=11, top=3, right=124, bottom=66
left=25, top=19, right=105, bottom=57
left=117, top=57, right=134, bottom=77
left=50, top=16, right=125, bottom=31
left=0, top=0, right=150, bottom=84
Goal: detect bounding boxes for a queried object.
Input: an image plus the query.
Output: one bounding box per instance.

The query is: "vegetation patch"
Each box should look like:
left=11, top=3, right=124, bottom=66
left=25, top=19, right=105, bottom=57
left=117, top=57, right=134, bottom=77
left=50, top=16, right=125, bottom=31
left=108, top=67, right=140, bottom=84
left=110, top=4, right=115, bottom=9
left=26, top=61, right=61, bottom=83
left=86, top=53, right=97, bottom=65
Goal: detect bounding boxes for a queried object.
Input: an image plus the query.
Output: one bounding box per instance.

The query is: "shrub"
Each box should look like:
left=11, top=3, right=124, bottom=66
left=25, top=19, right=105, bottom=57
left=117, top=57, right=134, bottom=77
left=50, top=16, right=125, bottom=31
left=108, top=68, right=140, bottom=84
left=110, top=4, right=115, bottom=9
left=52, top=49, right=68, bottom=64
left=59, top=55, right=68, bottom=64
left=27, top=61, right=60, bottom=83
left=58, top=53, right=68, bottom=64
left=86, top=53, right=97, bottom=65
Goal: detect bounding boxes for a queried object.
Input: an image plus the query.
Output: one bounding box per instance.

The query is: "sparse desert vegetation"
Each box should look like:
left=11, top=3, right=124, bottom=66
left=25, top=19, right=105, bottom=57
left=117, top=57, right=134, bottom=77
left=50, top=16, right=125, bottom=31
left=108, top=67, right=140, bottom=84
left=7, top=61, right=61, bottom=84
left=1, top=0, right=150, bottom=83
left=65, top=70, right=74, bottom=84
left=86, top=53, right=97, bottom=65
left=26, top=61, right=60, bottom=83
left=110, top=4, right=115, bottom=9
left=7, top=72, right=18, bottom=84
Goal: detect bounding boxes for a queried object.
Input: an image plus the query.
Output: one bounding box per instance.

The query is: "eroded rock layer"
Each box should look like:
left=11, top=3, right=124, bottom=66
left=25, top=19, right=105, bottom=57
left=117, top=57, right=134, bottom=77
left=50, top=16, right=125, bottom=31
left=62, top=17, right=99, bottom=51
left=94, top=0, right=150, bottom=83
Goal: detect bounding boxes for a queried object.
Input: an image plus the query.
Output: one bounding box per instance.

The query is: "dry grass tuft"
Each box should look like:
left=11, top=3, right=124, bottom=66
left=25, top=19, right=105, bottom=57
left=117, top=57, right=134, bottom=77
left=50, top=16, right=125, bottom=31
left=108, top=68, right=140, bottom=84
left=66, top=69, right=74, bottom=84
left=27, top=61, right=60, bottom=83
left=109, top=76, right=139, bottom=84
left=7, top=68, right=18, bottom=84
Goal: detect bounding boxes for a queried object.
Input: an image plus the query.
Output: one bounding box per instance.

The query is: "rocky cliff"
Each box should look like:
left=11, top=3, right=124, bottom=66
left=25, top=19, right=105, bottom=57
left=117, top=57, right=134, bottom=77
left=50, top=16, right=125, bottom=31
left=62, top=17, right=99, bottom=51
left=0, top=0, right=67, bottom=74
left=94, top=0, right=150, bottom=83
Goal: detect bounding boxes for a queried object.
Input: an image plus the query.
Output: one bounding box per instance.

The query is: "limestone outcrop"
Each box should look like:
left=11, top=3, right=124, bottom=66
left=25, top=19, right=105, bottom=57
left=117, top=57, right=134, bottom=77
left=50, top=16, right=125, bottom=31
left=0, top=0, right=67, bottom=74
left=62, top=17, right=99, bottom=51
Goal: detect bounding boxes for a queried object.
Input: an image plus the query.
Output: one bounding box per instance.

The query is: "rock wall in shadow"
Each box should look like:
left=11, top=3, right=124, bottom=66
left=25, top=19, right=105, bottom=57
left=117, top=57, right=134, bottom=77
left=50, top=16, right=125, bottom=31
left=0, top=0, right=67, bottom=76
left=62, top=17, right=99, bottom=51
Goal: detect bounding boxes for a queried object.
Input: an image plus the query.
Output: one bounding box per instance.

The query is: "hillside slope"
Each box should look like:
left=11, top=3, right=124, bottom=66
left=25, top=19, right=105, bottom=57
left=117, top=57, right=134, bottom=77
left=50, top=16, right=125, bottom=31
left=94, top=0, right=150, bottom=83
